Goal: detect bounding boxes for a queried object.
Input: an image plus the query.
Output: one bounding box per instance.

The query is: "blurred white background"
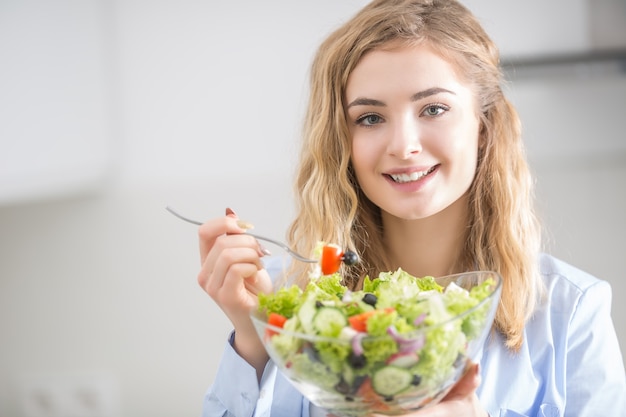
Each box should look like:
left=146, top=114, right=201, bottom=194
left=1, top=1, right=625, bottom=416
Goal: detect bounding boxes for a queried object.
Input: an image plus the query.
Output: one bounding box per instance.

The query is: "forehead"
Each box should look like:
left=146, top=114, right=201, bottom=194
left=345, top=43, right=469, bottom=99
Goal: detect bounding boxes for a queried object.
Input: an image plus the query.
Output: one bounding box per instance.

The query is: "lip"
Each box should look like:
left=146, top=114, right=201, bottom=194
left=383, top=164, right=439, bottom=191
left=384, top=165, right=437, bottom=176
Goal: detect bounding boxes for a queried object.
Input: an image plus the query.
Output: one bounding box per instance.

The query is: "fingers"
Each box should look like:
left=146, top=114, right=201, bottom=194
left=198, top=231, right=264, bottom=291
left=198, top=214, right=248, bottom=266
left=204, top=241, right=264, bottom=297
left=196, top=208, right=274, bottom=321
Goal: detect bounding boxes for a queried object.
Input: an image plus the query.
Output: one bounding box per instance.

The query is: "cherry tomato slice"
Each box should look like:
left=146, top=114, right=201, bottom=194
left=320, top=244, right=343, bottom=275
left=266, top=312, right=288, bottom=337
left=348, top=310, right=378, bottom=332
left=348, top=308, right=395, bottom=332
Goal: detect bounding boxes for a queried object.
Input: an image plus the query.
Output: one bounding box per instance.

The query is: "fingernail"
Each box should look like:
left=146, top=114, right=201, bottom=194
left=258, top=244, right=272, bottom=256
left=236, top=219, right=254, bottom=230
left=225, top=207, right=237, bottom=217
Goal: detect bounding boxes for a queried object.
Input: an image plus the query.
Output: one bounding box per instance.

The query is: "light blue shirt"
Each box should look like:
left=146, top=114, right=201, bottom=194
left=202, top=254, right=626, bottom=417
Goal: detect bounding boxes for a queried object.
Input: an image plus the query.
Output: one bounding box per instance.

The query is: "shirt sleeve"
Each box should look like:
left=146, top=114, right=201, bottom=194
left=202, top=332, right=277, bottom=417
left=564, top=280, right=626, bottom=417
left=478, top=260, right=626, bottom=417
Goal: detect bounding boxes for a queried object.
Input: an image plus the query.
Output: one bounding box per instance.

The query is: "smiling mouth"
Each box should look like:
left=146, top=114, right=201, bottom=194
left=388, top=166, right=437, bottom=183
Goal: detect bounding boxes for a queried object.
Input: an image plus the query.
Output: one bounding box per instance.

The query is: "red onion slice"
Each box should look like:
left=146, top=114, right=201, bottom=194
left=387, top=325, right=425, bottom=353
left=351, top=332, right=366, bottom=356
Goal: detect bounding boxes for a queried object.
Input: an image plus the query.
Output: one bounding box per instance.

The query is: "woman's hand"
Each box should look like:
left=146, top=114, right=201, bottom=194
left=197, top=208, right=273, bottom=378
left=371, top=363, right=488, bottom=417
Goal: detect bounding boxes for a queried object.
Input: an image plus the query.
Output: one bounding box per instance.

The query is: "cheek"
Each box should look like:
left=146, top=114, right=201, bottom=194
left=446, top=116, right=480, bottom=160
left=350, top=137, right=375, bottom=175
left=452, top=130, right=480, bottom=181
left=350, top=150, right=366, bottom=185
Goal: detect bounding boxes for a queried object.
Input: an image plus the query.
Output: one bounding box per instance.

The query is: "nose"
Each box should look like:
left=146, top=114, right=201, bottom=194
left=387, top=114, right=422, bottom=158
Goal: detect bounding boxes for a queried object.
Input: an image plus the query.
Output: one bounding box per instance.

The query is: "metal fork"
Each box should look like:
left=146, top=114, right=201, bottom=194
left=165, top=206, right=317, bottom=263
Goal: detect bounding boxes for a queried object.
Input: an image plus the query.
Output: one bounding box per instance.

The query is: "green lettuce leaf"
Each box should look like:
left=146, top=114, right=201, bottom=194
left=258, top=285, right=302, bottom=317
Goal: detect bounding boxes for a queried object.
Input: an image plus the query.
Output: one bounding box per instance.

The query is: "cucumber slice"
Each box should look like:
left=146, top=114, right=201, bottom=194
left=297, top=297, right=317, bottom=334
left=312, top=307, right=347, bottom=336
left=371, top=366, right=413, bottom=397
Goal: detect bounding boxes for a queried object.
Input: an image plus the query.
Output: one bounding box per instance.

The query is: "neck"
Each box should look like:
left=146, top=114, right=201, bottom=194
left=382, top=194, right=469, bottom=278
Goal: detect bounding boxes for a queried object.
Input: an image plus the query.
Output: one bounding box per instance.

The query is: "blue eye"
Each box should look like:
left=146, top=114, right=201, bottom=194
left=422, top=104, right=449, bottom=117
left=356, top=113, right=383, bottom=126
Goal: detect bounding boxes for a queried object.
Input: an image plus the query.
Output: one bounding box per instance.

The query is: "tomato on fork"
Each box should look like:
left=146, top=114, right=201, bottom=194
left=320, top=244, right=360, bottom=275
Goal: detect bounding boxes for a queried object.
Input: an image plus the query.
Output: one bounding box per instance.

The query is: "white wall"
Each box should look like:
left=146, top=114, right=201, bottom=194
left=1, top=1, right=624, bottom=416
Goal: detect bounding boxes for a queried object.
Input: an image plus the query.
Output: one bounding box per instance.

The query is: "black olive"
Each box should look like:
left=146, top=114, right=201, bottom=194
left=334, top=379, right=351, bottom=395
left=341, top=250, right=359, bottom=266
left=411, top=374, right=422, bottom=386
left=347, top=352, right=367, bottom=369
left=362, top=293, right=377, bottom=307
left=384, top=396, right=394, bottom=402
left=315, top=300, right=324, bottom=308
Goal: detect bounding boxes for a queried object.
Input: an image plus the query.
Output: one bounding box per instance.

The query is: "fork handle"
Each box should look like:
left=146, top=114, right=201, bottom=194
left=166, top=206, right=317, bottom=263
left=246, top=232, right=317, bottom=264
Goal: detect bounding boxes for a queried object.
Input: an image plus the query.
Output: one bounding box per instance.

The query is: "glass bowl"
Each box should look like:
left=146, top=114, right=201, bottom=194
left=250, top=268, right=502, bottom=416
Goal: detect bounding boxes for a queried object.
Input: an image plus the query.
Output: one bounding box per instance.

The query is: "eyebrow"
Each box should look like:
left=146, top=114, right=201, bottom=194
left=411, top=87, right=455, bottom=101
left=346, top=87, right=455, bottom=109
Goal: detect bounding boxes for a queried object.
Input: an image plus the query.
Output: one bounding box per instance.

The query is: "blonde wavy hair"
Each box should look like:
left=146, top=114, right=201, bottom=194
left=286, top=0, right=543, bottom=351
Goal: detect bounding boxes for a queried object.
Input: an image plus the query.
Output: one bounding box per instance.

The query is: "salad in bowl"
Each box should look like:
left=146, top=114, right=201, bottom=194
left=250, top=264, right=502, bottom=416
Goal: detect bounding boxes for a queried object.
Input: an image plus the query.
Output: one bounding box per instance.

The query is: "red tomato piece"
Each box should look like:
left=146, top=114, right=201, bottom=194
left=320, top=244, right=343, bottom=275
left=266, top=312, right=288, bottom=337
left=268, top=312, right=287, bottom=328
left=348, top=310, right=377, bottom=332
left=348, top=308, right=395, bottom=332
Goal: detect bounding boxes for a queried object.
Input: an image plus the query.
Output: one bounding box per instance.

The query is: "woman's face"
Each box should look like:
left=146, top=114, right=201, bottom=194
left=346, top=43, right=480, bottom=221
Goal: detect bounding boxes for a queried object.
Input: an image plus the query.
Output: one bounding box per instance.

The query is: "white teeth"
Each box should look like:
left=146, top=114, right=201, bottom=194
left=389, top=167, right=434, bottom=183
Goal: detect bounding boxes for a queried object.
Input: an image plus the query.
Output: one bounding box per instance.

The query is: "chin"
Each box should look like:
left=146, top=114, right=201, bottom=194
left=383, top=207, right=439, bottom=221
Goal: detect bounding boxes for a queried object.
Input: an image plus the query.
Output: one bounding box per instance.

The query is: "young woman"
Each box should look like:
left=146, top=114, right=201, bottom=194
left=196, top=0, right=626, bottom=416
